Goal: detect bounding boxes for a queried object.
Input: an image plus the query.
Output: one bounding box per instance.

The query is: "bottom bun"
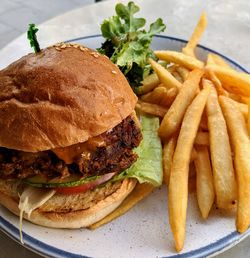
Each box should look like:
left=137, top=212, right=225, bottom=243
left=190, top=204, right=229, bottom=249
left=0, top=178, right=137, bottom=228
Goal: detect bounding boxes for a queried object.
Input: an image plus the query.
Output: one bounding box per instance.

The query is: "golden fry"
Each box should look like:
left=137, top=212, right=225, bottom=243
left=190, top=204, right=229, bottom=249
left=160, top=87, right=178, bottom=107
left=238, top=103, right=248, bottom=121
left=194, top=146, right=215, bottom=219
left=205, top=82, right=237, bottom=209
left=194, top=131, right=209, bottom=146
left=228, top=93, right=243, bottom=103
left=207, top=69, right=229, bottom=96
left=155, top=50, right=204, bottom=70
left=206, top=53, right=215, bottom=65
left=149, top=58, right=182, bottom=90
left=137, top=73, right=159, bottom=95
left=228, top=98, right=248, bottom=121
left=176, top=66, right=190, bottom=82
left=239, top=96, right=250, bottom=105
left=206, top=56, right=229, bottom=96
left=141, top=86, right=177, bottom=107
left=172, top=71, right=183, bottom=83
left=182, top=12, right=207, bottom=57
left=219, top=96, right=250, bottom=233
left=141, top=86, right=167, bottom=104
left=163, top=136, right=177, bottom=186
left=159, top=69, right=203, bottom=140
left=167, top=64, right=178, bottom=74
left=206, top=65, right=250, bottom=97
left=168, top=85, right=211, bottom=251
left=248, top=101, right=250, bottom=136
left=136, top=101, right=168, bottom=117
left=89, top=182, right=154, bottom=230
left=207, top=53, right=232, bottom=69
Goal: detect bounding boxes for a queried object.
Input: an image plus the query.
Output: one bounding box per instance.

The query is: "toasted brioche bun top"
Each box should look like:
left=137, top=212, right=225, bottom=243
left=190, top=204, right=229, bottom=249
left=0, top=43, right=137, bottom=152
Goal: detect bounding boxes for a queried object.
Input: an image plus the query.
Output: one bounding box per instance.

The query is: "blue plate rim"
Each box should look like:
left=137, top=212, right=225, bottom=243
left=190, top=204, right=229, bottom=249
left=1, top=34, right=249, bottom=258
left=66, top=34, right=249, bottom=74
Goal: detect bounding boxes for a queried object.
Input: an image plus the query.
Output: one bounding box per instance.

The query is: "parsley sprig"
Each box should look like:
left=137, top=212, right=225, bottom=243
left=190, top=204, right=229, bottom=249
left=27, top=24, right=41, bottom=53
left=98, top=1, right=166, bottom=89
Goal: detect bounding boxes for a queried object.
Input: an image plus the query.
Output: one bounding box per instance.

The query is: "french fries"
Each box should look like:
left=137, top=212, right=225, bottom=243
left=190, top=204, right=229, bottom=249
left=194, top=131, right=209, bottom=146
left=219, top=96, right=250, bottom=233
left=172, top=71, right=183, bottom=83
left=229, top=98, right=248, bottom=121
left=239, top=96, right=250, bottom=105
left=137, top=73, right=159, bottom=95
left=206, top=55, right=231, bottom=96
left=159, top=69, right=203, bottom=140
left=141, top=86, right=167, bottom=104
left=141, top=12, right=250, bottom=252
left=176, top=66, right=190, bottom=82
left=136, top=100, right=168, bottom=117
left=160, top=87, right=178, bottom=107
left=163, top=136, right=177, bottom=186
left=205, top=81, right=237, bottom=209
left=89, top=182, right=155, bottom=230
left=206, top=53, right=215, bottom=65
left=194, top=146, right=215, bottom=219
left=182, top=12, right=207, bottom=57
left=141, top=86, right=177, bottom=107
left=207, top=53, right=232, bottom=69
left=168, top=85, right=211, bottom=251
left=248, top=101, right=250, bottom=136
left=134, top=11, right=250, bottom=252
left=163, top=134, right=197, bottom=186
left=206, top=65, right=250, bottom=97
left=155, top=50, right=204, bottom=70
left=167, top=64, right=178, bottom=74
left=149, top=58, right=182, bottom=90
left=80, top=9, right=250, bottom=253
left=206, top=69, right=229, bottom=96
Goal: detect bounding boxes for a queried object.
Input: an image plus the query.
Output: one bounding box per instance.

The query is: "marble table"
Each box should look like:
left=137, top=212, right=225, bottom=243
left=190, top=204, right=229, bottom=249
left=0, top=0, right=249, bottom=257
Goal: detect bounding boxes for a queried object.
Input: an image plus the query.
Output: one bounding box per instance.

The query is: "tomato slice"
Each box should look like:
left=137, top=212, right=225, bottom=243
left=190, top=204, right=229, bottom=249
left=55, top=172, right=116, bottom=195
left=56, top=182, right=96, bottom=194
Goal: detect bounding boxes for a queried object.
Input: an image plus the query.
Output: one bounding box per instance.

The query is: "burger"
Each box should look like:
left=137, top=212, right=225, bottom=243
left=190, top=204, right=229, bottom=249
left=0, top=42, right=162, bottom=230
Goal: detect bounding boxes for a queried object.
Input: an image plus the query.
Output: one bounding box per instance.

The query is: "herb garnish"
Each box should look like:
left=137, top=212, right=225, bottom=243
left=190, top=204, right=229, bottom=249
left=27, top=24, right=41, bottom=53
left=98, top=1, right=166, bottom=90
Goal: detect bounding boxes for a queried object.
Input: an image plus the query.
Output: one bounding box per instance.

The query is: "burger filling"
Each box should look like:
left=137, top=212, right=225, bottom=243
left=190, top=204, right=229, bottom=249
left=39, top=180, right=123, bottom=213
left=0, top=115, right=142, bottom=181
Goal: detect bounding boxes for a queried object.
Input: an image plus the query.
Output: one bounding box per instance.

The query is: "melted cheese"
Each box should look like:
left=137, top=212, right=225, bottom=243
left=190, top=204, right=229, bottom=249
left=18, top=186, right=56, bottom=244
left=52, top=135, right=105, bottom=164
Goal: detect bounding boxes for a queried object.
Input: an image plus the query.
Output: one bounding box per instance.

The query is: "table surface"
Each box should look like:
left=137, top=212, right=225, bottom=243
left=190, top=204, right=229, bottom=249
left=0, top=0, right=95, bottom=50
left=0, top=0, right=249, bottom=257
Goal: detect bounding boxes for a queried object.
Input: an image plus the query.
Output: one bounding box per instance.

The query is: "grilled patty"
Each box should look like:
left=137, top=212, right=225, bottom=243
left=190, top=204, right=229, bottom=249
left=0, top=115, right=142, bottom=180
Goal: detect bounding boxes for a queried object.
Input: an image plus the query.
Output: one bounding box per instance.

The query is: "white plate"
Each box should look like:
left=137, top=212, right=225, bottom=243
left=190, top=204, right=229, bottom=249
left=1, top=35, right=249, bottom=258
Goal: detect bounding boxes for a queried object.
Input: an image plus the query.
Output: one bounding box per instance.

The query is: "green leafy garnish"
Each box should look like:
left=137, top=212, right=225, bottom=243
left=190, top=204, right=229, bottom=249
left=98, top=1, right=166, bottom=89
left=27, top=24, right=41, bottom=53
left=113, top=115, right=163, bottom=186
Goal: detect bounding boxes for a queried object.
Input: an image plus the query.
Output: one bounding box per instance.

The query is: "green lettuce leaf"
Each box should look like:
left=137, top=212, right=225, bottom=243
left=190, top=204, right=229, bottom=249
left=113, top=115, right=163, bottom=187
left=98, top=1, right=166, bottom=90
